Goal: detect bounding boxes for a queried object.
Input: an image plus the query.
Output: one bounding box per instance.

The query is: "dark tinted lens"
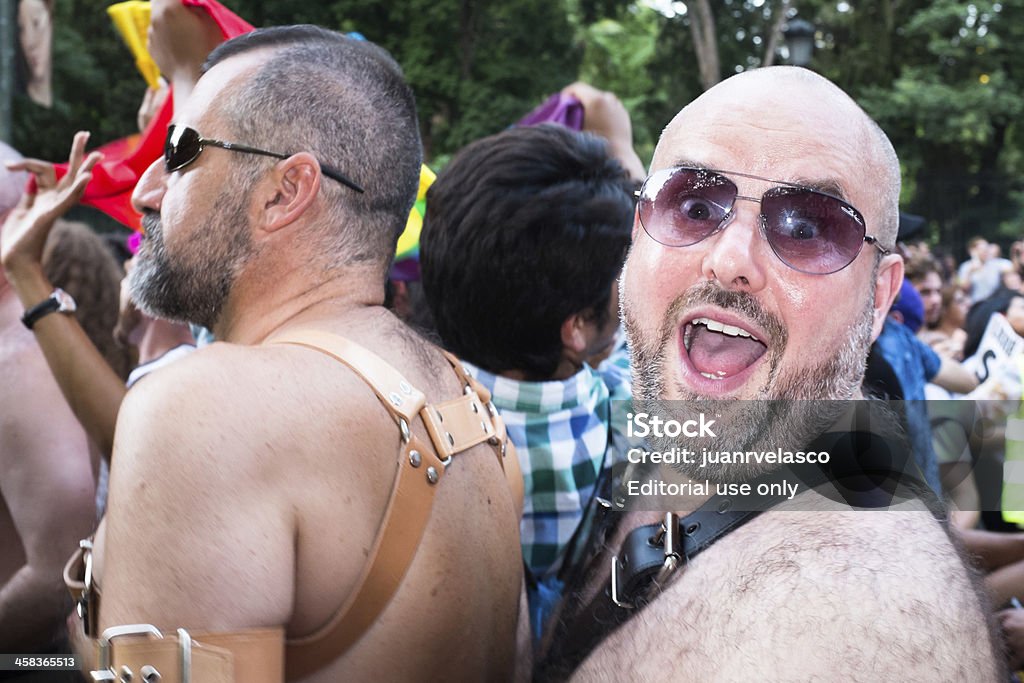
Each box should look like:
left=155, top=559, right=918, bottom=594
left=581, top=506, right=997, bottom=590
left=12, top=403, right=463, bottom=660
left=638, top=167, right=736, bottom=247
left=164, top=125, right=202, bottom=172
left=761, top=187, right=866, bottom=274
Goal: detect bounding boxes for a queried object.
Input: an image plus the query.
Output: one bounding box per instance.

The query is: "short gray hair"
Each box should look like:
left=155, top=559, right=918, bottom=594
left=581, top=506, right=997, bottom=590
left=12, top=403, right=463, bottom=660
left=204, top=26, right=422, bottom=273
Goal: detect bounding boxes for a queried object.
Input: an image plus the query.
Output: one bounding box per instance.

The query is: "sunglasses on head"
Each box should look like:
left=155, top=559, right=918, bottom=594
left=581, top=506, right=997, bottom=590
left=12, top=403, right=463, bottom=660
left=635, top=166, right=889, bottom=275
left=163, top=124, right=364, bottom=194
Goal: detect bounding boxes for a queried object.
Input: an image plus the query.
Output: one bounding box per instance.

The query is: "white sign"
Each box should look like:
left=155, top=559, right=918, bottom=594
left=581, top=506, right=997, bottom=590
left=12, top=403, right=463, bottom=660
left=963, top=313, right=1024, bottom=401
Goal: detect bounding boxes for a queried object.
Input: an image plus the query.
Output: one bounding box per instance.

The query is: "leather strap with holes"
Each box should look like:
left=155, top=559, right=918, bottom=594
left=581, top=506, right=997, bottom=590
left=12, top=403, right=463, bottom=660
left=271, top=330, right=520, bottom=680
left=63, top=330, right=520, bottom=682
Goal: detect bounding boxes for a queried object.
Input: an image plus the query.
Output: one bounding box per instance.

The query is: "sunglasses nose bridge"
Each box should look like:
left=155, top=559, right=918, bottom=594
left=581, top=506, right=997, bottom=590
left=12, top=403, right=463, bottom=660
left=698, top=201, right=769, bottom=293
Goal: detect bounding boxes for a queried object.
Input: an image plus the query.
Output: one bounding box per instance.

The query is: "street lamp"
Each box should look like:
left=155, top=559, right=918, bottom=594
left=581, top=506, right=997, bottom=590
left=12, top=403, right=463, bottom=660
left=783, top=18, right=815, bottom=68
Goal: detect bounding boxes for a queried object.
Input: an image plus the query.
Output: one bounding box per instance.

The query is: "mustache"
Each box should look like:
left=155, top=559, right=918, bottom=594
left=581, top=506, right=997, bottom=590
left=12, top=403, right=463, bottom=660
left=670, top=281, right=787, bottom=349
left=140, top=210, right=161, bottom=238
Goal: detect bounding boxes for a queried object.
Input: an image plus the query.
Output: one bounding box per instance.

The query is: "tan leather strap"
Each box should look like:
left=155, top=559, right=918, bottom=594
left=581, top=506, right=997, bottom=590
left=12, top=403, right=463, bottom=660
left=89, top=625, right=282, bottom=683
left=283, top=434, right=444, bottom=680
left=63, top=330, right=520, bottom=682
left=439, top=350, right=524, bottom=510
left=271, top=330, right=516, bottom=680
left=273, top=329, right=427, bottom=426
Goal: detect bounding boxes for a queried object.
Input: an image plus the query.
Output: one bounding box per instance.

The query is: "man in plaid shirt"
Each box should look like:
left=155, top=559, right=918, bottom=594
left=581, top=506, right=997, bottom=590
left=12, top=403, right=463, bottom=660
left=420, top=121, right=638, bottom=638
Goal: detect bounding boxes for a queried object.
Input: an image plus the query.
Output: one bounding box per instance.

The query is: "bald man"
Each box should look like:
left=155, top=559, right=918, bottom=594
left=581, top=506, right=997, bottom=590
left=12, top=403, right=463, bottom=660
left=540, top=67, right=1002, bottom=681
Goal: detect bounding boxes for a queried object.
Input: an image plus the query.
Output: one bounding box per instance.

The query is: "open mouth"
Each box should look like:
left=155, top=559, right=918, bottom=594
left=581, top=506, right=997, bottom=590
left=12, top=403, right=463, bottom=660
left=682, top=316, right=768, bottom=381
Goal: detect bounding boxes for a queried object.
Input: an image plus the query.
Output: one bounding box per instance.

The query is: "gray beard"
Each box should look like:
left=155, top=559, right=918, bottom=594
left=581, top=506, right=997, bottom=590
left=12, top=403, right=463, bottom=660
left=128, top=194, right=253, bottom=332
left=622, top=272, right=876, bottom=483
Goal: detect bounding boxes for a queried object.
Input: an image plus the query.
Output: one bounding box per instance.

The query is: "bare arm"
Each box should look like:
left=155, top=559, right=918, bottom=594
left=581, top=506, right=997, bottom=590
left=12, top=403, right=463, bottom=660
left=931, top=355, right=979, bottom=394
left=0, top=345, right=96, bottom=652
left=957, top=528, right=1024, bottom=607
left=97, top=350, right=294, bottom=635
left=956, top=527, right=1024, bottom=571
left=560, top=82, right=647, bottom=183
left=148, top=0, right=224, bottom=105
left=1, top=134, right=127, bottom=458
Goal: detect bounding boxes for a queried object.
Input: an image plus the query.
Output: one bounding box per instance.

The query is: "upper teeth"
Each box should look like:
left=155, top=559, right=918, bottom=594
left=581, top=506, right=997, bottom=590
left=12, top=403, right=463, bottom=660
left=692, top=317, right=758, bottom=341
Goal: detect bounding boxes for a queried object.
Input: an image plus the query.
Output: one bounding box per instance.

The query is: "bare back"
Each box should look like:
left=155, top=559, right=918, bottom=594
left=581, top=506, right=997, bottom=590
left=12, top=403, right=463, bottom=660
left=568, top=498, right=1002, bottom=682
left=94, top=309, right=524, bottom=681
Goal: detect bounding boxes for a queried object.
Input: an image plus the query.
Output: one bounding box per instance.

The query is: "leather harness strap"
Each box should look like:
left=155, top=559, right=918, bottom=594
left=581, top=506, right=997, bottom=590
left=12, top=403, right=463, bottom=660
left=538, top=464, right=835, bottom=681
left=84, top=625, right=283, bottom=682
left=66, top=330, right=521, bottom=682
left=272, top=330, right=518, bottom=679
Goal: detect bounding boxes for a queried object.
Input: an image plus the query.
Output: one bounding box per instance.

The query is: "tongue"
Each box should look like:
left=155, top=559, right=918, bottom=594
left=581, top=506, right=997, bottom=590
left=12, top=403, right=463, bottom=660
left=688, top=326, right=766, bottom=377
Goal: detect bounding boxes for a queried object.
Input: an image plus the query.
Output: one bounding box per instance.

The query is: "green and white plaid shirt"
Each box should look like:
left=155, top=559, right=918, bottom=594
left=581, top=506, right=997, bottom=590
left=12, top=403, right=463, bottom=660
left=466, top=339, right=632, bottom=579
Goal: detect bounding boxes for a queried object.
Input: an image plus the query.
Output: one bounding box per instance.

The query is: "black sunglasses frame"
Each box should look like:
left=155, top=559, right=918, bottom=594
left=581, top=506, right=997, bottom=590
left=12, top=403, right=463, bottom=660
left=164, top=124, right=365, bottom=194
left=636, top=166, right=890, bottom=275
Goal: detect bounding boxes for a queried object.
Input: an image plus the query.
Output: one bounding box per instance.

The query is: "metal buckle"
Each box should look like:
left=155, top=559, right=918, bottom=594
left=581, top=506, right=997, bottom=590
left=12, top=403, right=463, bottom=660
left=610, top=555, right=634, bottom=609
left=79, top=539, right=95, bottom=636
left=93, top=625, right=163, bottom=681
left=91, top=625, right=192, bottom=683
left=610, top=512, right=681, bottom=610
left=655, top=512, right=681, bottom=585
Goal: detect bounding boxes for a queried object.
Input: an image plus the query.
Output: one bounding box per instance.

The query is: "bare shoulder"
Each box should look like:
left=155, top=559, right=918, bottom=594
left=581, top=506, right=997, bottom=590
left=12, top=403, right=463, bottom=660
left=575, top=507, right=1003, bottom=682
left=117, top=340, right=389, bottom=455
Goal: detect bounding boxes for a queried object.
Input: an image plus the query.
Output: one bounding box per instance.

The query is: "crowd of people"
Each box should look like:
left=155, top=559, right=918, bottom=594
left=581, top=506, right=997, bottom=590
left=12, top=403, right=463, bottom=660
left=2, top=1, right=1024, bottom=681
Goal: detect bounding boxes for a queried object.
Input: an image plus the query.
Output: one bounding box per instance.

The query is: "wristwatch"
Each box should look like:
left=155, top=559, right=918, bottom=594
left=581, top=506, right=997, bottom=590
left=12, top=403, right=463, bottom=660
left=20, top=288, right=77, bottom=330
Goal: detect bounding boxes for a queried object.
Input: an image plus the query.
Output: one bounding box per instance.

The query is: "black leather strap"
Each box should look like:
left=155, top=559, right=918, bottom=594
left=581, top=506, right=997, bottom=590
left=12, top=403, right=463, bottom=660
left=537, top=418, right=927, bottom=682
left=21, top=295, right=62, bottom=329
left=20, top=288, right=75, bottom=330
left=614, top=504, right=757, bottom=607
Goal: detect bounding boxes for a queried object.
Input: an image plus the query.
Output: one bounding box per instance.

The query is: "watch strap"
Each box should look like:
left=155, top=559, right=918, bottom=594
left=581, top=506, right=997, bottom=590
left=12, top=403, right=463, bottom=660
left=21, top=289, right=74, bottom=330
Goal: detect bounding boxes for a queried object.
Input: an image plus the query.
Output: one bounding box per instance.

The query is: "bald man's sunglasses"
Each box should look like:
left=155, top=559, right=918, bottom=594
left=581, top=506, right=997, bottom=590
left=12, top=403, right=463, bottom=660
left=164, top=124, right=364, bottom=193
left=636, top=166, right=889, bottom=275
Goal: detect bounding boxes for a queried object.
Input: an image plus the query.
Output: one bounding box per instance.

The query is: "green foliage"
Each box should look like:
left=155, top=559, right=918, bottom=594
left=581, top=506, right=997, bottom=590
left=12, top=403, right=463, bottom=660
left=8, top=0, right=1024, bottom=254
left=576, top=8, right=659, bottom=161
left=231, top=0, right=579, bottom=160
left=853, top=0, right=1024, bottom=250
left=12, top=0, right=140, bottom=161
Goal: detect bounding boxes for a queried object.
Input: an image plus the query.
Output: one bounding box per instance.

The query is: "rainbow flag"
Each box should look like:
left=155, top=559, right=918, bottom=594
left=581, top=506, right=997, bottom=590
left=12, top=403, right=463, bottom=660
left=391, top=164, right=435, bottom=281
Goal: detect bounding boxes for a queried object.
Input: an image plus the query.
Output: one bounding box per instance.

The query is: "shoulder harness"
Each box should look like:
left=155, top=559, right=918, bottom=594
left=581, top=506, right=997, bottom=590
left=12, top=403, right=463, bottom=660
left=64, top=330, right=523, bottom=682
left=538, top=423, right=937, bottom=680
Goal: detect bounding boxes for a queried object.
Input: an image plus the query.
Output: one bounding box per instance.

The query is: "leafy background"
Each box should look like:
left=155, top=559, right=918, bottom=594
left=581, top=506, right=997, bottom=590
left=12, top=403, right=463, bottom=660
left=12, top=0, right=1024, bottom=254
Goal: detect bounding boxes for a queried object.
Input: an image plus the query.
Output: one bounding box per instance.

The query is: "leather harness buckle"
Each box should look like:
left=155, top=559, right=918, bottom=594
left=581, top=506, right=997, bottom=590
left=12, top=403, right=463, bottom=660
left=91, top=625, right=195, bottom=683
left=610, top=512, right=680, bottom=609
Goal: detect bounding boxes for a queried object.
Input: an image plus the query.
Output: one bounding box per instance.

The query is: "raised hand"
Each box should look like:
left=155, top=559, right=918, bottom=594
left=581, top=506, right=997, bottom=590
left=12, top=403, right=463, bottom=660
left=560, top=82, right=646, bottom=182
left=1, top=132, right=102, bottom=277
left=148, top=0, right=223, bottom=103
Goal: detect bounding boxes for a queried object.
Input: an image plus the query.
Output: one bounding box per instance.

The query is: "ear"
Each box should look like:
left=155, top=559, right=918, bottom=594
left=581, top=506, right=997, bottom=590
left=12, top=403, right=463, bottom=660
left=256, top=152, right=322, bottom=234
left=631, top=206, right=643, bottom=240
left=560, top=312, right=589, bottom=355
left=870, top=254, right=904, bottom=341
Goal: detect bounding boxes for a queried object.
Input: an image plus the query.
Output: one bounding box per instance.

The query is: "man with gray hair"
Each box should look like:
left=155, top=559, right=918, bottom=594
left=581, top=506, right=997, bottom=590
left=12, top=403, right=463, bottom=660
left=540, top=67, right=1003, bottom=681
left=0, top=142, right=97, bottom=680
left=43, top=25, right=524, bottom=682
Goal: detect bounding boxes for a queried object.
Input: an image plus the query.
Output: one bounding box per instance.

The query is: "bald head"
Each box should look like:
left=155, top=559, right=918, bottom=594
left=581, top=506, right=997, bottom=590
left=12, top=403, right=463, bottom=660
left=654, top=66, right=901, bottom=247
left=0, top=142, right=27, bottom=221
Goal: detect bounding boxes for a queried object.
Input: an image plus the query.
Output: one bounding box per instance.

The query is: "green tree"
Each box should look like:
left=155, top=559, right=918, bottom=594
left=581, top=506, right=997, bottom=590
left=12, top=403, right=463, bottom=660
left=850, top=1, right=1024, bottom=252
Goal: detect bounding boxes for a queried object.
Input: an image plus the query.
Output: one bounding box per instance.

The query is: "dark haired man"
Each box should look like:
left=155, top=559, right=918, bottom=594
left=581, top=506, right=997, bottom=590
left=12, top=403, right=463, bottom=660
left=420, top=123, right=636, bottom=635
left=62, top=26, right=524, bottom=682
left=906, top=255, right=945, bottom=331
left=541, top=67, right=1002, bottom=681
